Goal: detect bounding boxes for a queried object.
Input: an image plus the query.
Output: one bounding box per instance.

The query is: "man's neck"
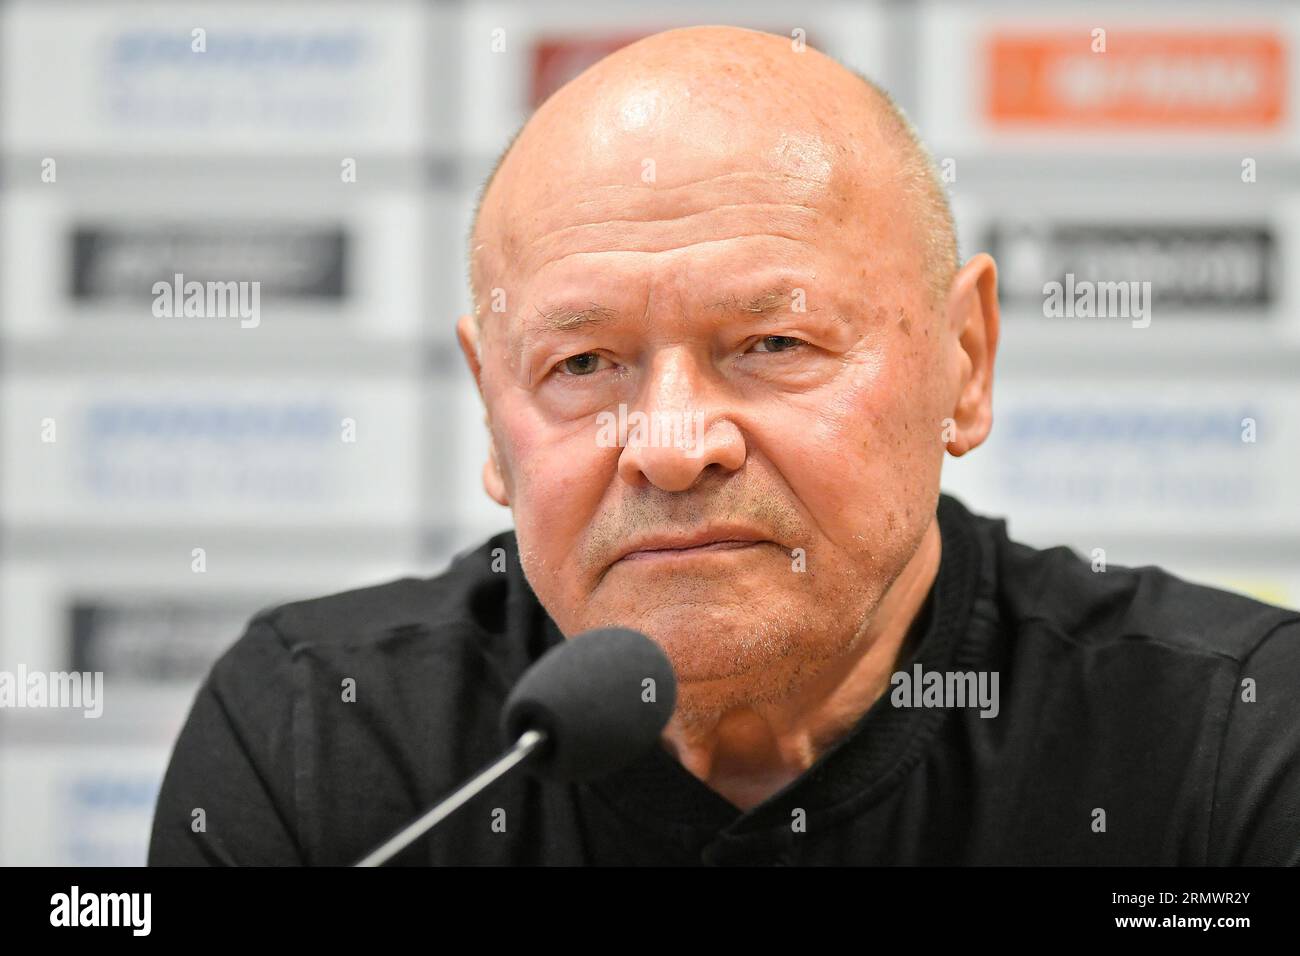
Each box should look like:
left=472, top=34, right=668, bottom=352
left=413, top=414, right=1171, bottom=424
left=659, top=517, right=943, bottom=811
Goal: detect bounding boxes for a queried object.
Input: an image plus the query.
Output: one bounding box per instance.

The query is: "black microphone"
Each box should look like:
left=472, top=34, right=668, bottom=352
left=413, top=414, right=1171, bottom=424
left=500, top=625, right=677, bottom=779
left=354, top=626, right=676, bottom=866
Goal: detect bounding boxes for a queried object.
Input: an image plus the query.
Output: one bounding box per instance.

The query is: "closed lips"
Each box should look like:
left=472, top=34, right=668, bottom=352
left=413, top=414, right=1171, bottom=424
left=614, top=531, right=771, bottom=563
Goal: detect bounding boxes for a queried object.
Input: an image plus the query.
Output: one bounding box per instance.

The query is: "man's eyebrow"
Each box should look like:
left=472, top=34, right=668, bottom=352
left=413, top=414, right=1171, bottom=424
left=524, top=287, right=837, bottom=339
left=529, top=302, right=620, bottom=333
left=709, top=287, right=815, bottom=317
left=712, top=287, right=790, bottom=314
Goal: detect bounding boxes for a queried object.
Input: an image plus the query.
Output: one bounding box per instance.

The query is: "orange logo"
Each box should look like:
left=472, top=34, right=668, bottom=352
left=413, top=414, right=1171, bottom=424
left=986, top=32, right=1286, bottom=129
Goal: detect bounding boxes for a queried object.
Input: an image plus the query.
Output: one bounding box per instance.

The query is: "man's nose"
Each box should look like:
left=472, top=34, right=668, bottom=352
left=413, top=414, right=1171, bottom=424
left=615, top=349, right=746, bottom=493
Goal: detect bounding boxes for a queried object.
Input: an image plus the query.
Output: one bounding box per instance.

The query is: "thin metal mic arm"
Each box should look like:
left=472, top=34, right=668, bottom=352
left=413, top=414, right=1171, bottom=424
left=353, top=729, right=548, bottom=867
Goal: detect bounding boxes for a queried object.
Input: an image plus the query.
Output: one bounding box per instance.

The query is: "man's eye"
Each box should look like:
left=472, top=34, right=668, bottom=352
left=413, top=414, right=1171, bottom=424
left=557, top=352, right=608, bottom=376
left=749, top=335, right=805, bottom=354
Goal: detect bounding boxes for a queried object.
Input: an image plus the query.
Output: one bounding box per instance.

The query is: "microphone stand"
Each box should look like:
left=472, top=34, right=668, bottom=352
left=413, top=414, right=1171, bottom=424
left=353, top=729, right=548, bottom=867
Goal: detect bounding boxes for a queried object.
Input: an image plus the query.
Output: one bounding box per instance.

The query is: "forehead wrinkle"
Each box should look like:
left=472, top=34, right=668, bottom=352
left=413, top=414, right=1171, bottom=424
left=524, top=205, right=822, bottom=273
left=517, top=169, right=833, bottom=256
left=540, top=180, right=828, bottom=235
left=563, top=168, right=834, bottom=210
left=539, top=233, right=815, bottom=272
left=548, top=201, right=819, bottom=232
left=503, top=157, right=844, bottom=291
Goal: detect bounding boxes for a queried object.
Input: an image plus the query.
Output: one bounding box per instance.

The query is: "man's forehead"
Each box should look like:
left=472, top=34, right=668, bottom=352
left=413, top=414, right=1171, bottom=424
left=491, top=156, right=848, bottom=260
left=478, top=91, right=868, bottom=272
left=463, top=27, right=949, bottom=318
left=481, top=151, right=865, bottom=324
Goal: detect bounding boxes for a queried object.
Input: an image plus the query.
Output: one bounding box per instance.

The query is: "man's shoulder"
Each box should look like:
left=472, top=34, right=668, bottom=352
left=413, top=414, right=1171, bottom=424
left=956, top=498, right=1300, bottom=664
left=237, top=528, right=527, bottom=654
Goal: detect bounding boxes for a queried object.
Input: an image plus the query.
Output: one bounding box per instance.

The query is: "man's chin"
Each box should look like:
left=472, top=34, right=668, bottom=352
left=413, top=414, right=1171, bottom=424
left=574, top=602, right=804, bottom=686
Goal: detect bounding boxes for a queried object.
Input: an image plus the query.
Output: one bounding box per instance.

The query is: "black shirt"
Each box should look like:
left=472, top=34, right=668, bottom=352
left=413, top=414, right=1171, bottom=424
left=148, top=493, right=1300, bottom=865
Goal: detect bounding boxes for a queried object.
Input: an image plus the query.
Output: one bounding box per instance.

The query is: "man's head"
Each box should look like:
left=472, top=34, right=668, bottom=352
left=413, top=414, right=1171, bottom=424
left=457, top=25, right=999, bottom=724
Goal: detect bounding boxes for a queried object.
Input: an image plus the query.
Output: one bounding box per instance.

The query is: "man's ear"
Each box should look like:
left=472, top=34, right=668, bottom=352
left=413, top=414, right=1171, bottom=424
left=456, top=313, right=510, bottom=507
left=944, top=253, right=1000, bottom=458
left=481, top=446, right=509, bottom=508
left=456, top=313, right=485, bottom=395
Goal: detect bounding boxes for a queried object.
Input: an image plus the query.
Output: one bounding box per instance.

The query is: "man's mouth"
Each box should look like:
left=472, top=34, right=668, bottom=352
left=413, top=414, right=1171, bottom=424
left=618, top=539, right=766, bottom=562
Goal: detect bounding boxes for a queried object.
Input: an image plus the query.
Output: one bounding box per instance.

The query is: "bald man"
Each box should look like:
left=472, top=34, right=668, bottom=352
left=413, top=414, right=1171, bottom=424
left=151, top=27, right=1300, bottom=866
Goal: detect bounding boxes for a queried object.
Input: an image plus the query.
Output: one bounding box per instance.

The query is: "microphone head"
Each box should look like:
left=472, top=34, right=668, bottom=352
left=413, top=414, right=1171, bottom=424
left=501, top=627, right=677, bottom=781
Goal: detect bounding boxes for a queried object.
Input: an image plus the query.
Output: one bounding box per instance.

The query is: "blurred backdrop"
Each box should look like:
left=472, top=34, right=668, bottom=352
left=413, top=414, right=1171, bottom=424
left=1, top=0, right=1296, bottom=864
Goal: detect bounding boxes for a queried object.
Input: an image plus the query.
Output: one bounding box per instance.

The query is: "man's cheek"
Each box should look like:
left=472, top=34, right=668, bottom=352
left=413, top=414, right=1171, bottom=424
left=508, top=428, right=611, bottom=545
left=494, top=405, right=553, bottom=494
left=517, top=428, right=597, bottom=490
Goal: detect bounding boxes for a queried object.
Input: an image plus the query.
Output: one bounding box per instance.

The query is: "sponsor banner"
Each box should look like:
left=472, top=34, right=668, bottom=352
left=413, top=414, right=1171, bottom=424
left=1, top=188, right=428, bottom=344
left=0, top=377, right=421, bottom=528
left=0, top=745, right=167, bottom=865
left=0, top=0, right=437, bottom=156
left=949, top=190, right=1300, bottom=347
left=70, top=226, right=347, bottom=303
left=987, top=33, right=1284, bottom=130
left=988, top=222, right=1275, bottom=313
left=940, top=380, right=1300, bottom=538
left=458, top=1, right=887, bottom=154
left=918, top=1, right=1299, bottom=152
left=75, top=597, right=247, bottom=684
left=0, top=556, right=421, bottom=741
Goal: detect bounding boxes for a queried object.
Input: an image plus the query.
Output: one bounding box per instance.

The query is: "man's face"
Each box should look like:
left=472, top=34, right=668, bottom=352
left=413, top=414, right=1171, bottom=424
left=464, top=87, right=953, bottom=714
